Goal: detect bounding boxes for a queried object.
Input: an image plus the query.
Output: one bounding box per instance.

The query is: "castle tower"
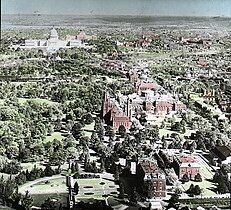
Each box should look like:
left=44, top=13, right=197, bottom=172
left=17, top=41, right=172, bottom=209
left=125, top=97, right=132, bottom=120
left=101, top=91, right=110, bottom=118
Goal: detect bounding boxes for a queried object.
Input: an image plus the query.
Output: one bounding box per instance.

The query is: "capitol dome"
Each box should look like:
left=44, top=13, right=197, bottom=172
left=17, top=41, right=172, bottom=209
left=50, top=28, right=59, bottom=40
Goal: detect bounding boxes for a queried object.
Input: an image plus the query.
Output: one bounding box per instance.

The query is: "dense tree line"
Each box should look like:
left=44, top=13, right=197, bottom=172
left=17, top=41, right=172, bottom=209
left=0, top=176, right=33, bottom=210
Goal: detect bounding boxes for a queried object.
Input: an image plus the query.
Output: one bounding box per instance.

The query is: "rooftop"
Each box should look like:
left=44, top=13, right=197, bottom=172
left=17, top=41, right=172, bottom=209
left=179, top=155, right=197, bottom=163
left=139, top=160, right=159, bottom=174
left=177, top=155, right=200, bottom=167
left=214, top=145, right=231, bottom=159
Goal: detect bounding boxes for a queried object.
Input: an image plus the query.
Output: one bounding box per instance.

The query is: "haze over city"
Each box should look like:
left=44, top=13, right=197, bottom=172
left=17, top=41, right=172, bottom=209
left=2, top=0, right=231, bottom=17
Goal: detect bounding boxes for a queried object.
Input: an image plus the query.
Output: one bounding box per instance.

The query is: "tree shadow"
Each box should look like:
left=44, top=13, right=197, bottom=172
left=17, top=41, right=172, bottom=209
left=205, top=178, right=214, bottom=183
left=207, top=186, right=217, bottom=193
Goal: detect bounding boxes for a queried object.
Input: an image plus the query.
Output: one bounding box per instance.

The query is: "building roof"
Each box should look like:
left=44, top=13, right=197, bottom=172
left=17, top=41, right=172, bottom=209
left=214, top=145, right=231, bottom=159
left=137, top=82, right=159, bottom=91
left=139, top=161, right=159, bottom=174
left=177, top=155, right=200, bottom=167
left=179, top=155, right=197, bottom=163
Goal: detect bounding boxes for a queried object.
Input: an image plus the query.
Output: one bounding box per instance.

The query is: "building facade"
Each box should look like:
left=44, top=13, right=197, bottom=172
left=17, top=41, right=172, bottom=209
left=101, top=92, right=132, bottom=131
left=136, top=160, right=166, bottom=198
left=174, top=155, right=200, bottom=180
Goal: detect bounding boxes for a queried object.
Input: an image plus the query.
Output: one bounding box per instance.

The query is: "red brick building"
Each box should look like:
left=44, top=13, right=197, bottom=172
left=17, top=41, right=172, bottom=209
left=101, top=92, right=132, bottom=131
left=128, top=71, right=138, bottom=83
left=143, top=100, right=187, bottom=114
left=219, top=99, right=231, bottom=112
left=174, top=155, right=200, bottom=180
left=154, top=101, right=173, bottom=114
left=144, top=100, right=155, bottom=112
left=136, top=160, right=166, bottom=198
left=173, top=101, right=187, bottom=112
left=135, top=82, right=159, bottom=93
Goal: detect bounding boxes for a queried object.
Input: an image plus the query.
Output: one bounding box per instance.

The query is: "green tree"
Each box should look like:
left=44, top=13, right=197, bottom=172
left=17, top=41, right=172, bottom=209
left=21, top=191, right=33, bottom=210
left=144, top=179, right=155, bottom=199
left=186, top=184, right=195, bottom=196
left=118, top=125, right=126, bottom=137
left=181, top=174, right=189, bottom=183
left=44, top=164, right=54, bottom=177
left=15, top=171, right=27, bottom=185
left=130, top=187, right=140, bottom=203
left=114, top=165, right=120, bottom=183
left=105, top=125, right=115, bottom=139
left=217, top=180, right=229, bottom=194
left=41, top=197, right=56, bottom=210
left=81, top=113, right=94, bottom=125
left=194, top=173, right=202, bottom=182
left=74, top=181, right=79, bottom=195
left=71, top=122, right=83, bottom=139
left=119, top=182, right=125, bottom=199
left=167, top=193, right=180, bottom=209
left=193, top=185, right=202, bottom=195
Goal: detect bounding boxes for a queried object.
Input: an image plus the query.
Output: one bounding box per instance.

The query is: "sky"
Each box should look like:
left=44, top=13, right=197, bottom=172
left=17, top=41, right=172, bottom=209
left=2, top=0, right=231, bottom=17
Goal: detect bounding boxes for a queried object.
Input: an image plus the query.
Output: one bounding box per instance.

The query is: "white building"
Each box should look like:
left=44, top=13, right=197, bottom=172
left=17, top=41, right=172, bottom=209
left=15, top=28, right=86, bottom=53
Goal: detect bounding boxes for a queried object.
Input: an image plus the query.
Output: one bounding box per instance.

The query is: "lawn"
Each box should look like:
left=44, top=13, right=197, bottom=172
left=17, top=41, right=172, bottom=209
left=83, top=122, right=95, bottom=138
left=77, top=178, right=116, bottom=188
left=44, top=132, right=64, bottom=143
left=31, top=193, right=67, bottom=207
left=0, top=172, right=13, bottom=180
left=17, top=98, right=59, bottom=106
left=181, top=155, right=216, bottom=197
left=0, top=97, right=59, bottom=106
left=19, top=176, right=66, bottom=195
left=75, top=178, right=118, bottom=200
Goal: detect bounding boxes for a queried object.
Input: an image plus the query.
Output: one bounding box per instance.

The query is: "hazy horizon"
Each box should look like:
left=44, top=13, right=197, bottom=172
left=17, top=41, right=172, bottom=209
left=2, top=0, right=231, bottom=17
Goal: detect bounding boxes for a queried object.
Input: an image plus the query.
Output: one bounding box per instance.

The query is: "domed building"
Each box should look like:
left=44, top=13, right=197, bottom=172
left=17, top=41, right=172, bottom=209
left=18, top=27, right=86, bottom=53
left=50, top=28, right=59, bottom=40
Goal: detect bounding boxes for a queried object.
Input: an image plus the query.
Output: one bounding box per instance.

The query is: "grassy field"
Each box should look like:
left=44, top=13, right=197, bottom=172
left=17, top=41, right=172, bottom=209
left=0, top=97, right=58, bottom=106
left=18, top=175, right=118, bottom=206
left=83, top=122, right=95, bottom=138
left=17, top=98, right=59, bottom=105
left=190, top=94, right=223, bottom=116
left=31, top=193, right=67, bottom=207
left=181, top=155, right=216, bottom=197
left=76, top=178, right=118, bottom=199
left=19, top=176, right=66, bottom=195
left=44, top=132, right=64, bottom=143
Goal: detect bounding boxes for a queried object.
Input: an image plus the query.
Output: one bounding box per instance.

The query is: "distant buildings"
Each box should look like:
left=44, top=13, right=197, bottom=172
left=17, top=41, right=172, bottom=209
left=203, top=89, right=216, bottom=102
left=173, top=155, right=200, bottom=180
left=138, top=91, right=186, bottom=115
left=66, top=31, right=97, bottom=41
left=13, top=28, right=87, bottom=52
left=135, top=81, right=159, bottom=93
left=180, top=37, right=212, bottom=49
left=101, top=65, right=187, bottom=131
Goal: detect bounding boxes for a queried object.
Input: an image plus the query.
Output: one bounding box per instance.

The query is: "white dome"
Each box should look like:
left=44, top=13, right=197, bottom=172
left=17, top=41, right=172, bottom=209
left=50, top=28, right=58, bottom=40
